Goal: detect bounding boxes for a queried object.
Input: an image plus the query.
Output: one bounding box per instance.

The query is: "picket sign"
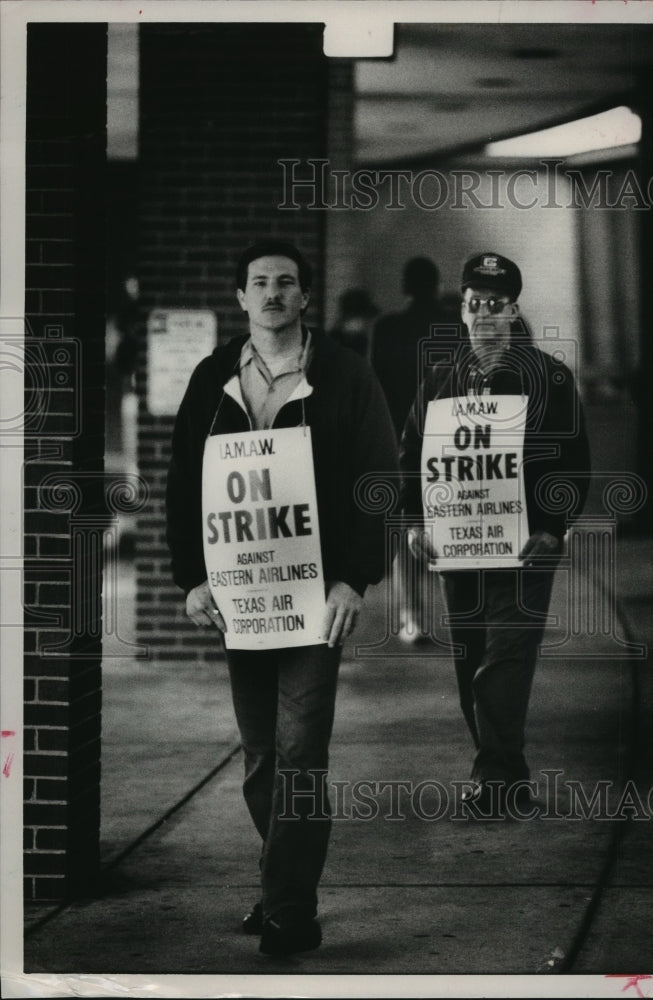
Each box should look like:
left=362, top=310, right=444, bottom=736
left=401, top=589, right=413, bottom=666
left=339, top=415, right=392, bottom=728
left=202, top=426, right=327, bottom=649
left=421, top=394, right=530, bottom=570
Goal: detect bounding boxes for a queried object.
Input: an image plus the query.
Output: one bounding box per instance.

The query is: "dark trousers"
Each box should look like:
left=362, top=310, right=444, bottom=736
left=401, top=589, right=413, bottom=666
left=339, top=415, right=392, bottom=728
left=226, top=644, right=341, bottom=922
left=441, top=565, right=557, bottom=785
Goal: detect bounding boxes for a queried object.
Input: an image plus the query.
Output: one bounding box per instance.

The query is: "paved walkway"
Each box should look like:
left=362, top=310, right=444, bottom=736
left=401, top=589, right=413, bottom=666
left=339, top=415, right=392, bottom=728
left=21, top=528, right=653, bottom=997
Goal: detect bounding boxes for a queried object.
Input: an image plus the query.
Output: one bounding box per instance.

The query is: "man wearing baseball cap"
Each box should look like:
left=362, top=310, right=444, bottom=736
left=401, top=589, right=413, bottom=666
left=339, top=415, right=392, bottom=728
left=399, top=251, right=591, bottom=816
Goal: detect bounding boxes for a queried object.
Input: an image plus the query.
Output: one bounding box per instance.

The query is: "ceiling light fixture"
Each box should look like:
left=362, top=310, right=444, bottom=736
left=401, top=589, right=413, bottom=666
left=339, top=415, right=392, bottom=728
left=485, top=106, right=641, bottom=158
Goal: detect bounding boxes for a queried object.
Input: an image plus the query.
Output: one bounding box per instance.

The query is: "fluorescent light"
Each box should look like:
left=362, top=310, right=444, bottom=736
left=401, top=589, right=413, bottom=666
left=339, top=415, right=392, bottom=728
left=485, top=106, right=641, bottom=158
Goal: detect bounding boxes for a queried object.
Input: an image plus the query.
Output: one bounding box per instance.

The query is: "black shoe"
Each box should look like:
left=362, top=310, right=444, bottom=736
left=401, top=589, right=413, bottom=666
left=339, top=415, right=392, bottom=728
left=259, top=916, right=322, bottom=956
left=242, top=902, right=263, bottom=935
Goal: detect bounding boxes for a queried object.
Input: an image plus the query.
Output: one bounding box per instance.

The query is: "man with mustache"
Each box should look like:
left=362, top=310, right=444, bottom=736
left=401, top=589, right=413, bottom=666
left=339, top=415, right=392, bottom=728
left=166, top=239, right=397, bottom=954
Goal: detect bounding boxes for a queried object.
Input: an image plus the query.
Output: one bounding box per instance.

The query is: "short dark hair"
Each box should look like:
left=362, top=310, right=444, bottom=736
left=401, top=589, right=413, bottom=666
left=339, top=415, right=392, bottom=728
left=236, top=240, right=313, bottom=293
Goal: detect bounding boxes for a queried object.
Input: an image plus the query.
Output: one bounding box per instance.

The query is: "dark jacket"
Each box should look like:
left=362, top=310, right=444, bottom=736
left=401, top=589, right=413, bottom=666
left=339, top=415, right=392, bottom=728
left=166, top=330, right=398, bottom=597
left=400, top=342, right=591, bottom=541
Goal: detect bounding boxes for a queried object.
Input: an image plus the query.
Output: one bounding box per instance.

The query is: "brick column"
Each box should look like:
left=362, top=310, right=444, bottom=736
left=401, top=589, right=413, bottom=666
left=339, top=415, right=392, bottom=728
left=23, top=24, right=107, bottom=900
left=136, top=24, right=329, bottom=663
left=324, top=60, right=356, bottom=329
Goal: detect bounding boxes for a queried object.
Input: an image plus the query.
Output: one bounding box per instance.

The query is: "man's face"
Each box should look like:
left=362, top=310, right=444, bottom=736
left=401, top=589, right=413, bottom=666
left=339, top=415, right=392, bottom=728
left=461, top=286, right=515, bottom=371
left=237, top=255, right=309, bottom=333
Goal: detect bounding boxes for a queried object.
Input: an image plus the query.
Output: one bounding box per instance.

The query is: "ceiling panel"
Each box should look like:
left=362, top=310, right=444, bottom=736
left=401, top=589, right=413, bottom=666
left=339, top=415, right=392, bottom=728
left=355, top=23, right=651, bottom=163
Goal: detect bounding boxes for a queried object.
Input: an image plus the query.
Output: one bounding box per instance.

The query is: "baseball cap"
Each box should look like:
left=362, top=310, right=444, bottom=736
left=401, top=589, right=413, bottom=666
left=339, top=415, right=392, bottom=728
left=461, top=252, right=522, bottom=300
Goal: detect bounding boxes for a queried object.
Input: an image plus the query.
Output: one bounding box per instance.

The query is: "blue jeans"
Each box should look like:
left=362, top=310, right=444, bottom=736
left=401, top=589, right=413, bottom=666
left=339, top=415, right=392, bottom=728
left=441, top=564, right=558, bottom=785
left=226, top=644, right=341, bottom=922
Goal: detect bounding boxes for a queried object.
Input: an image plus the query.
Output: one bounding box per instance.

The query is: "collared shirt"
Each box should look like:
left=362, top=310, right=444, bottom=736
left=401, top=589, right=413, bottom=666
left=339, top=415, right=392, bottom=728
left=239, top=330, right=313, bottom=430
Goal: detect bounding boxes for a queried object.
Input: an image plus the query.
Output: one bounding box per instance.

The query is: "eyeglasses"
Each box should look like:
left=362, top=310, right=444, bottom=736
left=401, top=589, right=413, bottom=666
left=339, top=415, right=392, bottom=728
left=466, top=296, right=512, bottom=315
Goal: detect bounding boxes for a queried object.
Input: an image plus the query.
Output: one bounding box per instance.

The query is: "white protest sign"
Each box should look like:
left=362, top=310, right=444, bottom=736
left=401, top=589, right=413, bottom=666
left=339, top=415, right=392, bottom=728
left=202, top=426, right=327, bottom=650
left=421, top=394, right=529, bottom=570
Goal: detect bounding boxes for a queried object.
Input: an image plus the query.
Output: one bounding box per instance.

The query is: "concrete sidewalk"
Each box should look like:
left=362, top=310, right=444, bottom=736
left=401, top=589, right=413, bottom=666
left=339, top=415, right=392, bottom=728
left=21, top=530, right=653, bottom=994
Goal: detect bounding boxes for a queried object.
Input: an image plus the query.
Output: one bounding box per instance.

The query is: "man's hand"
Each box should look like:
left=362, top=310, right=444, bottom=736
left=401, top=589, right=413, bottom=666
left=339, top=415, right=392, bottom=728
left=323, top=581, right=363, bottom=648
left=407, top=526, right=438, bottom=566
left=519, top=530, right=560, bottom=566
left=186, top=580, right=226, bottom=631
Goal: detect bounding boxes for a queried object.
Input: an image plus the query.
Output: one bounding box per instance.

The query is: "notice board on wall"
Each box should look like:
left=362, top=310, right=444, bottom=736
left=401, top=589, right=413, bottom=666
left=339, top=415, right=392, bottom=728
left=146, top=309, right=217, bottom=417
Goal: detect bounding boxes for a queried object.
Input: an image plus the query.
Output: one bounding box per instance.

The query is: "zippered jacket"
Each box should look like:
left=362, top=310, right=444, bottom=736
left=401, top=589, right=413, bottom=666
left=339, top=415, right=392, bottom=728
left=166, top=330, right=399, bottom=597
left=400, top=341, right=591, bottom=541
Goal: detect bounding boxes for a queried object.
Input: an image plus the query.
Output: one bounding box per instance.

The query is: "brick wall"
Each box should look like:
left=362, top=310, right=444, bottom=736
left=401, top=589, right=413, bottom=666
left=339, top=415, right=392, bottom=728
left=324, top=61, right=356, bottom=330
left=24, top=24, right=107, bottom=899
left=136, top=24, right=343, bottom=662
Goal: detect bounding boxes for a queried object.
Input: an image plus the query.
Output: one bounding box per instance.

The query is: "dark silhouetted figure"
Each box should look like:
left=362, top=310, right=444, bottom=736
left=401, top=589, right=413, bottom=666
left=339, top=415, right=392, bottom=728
left=372, top=257, right=451, bottom=435
left=328, top=288, right=378, bottom=361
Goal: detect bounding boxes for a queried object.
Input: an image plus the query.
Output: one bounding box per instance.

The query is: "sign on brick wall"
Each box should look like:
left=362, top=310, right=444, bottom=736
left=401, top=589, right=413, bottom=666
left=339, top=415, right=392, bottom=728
left=146, top=309, right=217, bottom=416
